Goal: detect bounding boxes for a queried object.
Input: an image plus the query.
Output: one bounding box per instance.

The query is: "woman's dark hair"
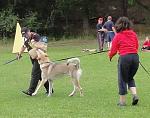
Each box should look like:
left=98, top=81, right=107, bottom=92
left=115, top=17, right=133, bottom=33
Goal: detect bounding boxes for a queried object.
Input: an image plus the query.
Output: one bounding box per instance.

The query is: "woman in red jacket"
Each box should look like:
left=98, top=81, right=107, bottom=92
left=108, top=17, right=139, bottom=106
left=142, top=36, right=150, bottom=52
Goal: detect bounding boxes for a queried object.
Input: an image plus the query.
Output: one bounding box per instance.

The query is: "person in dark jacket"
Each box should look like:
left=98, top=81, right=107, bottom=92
left=103, top=16, right=116, bottom=49
left=17, top=27, right=53, bottom=96
left=108, top=17, right=139, bottom=106
left=96, top=17, right=106, bottom=51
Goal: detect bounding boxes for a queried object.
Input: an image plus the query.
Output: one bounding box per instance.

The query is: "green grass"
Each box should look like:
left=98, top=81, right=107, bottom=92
left=0, top=39, right=150, bottom=118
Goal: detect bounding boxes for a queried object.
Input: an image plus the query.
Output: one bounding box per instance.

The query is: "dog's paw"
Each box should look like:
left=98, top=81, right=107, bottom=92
left=47, top=94, right=52, bottom=97
left=32, top=92, right=36, bottom=96
left=80, top=94, right=84, bottom=97
left=68, top=93, right=74, bottom=97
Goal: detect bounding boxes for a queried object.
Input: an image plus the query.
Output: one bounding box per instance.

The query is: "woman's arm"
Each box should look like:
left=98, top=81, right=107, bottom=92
left=108, top=35, right=119, bottom=60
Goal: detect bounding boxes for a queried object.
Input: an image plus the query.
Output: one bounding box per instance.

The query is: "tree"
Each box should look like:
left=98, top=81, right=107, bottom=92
left=123, top=0, right=128, bottom=16
left=0, top=6, right=17, bottom=38
left=55, top=0, right=98, bottom=35
left=122, top=0, right=137, bottom=16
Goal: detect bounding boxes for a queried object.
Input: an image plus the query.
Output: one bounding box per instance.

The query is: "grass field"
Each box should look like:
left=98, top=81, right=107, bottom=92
left=0, top=39, right=150, bottom=118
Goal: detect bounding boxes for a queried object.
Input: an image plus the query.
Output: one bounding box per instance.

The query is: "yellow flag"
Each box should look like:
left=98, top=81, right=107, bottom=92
left=12, top=22, right=27, bottom=53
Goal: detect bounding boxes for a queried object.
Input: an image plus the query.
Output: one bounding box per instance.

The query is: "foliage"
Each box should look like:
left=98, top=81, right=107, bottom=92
left=128, top=0, right=135, bottom=5
left=0, top=6, right=17, bottom=39
left=21, top=11, right=41, bottom=32
left=0, top=0, right=150, bottom=39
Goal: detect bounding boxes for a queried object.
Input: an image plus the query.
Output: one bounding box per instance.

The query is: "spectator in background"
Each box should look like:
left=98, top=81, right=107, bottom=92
left=96, top=17, right=106, bottom=51
left=141, top=36, right=150, bottom=52
left=103, top=16, right=116, bottom=49
left=108, top=17, right=139, bottom=106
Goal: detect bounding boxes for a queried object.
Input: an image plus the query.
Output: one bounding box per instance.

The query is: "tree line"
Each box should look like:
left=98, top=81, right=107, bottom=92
left=0, top=0, right=149, bottom=39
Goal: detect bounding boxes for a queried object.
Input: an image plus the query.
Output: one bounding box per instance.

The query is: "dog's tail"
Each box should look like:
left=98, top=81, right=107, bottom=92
left=67, top=58, right=82, bottom=80
left=67, top=58, right=80, bottom=69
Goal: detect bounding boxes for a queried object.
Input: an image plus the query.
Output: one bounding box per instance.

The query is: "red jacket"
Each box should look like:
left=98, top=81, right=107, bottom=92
left=143, top=40, right=150, bottom=47
left=109, top=30, right=139, bottom=59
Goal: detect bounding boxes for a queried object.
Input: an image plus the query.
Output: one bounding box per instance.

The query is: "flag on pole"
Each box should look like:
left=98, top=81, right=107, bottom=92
left=12, top=22, right=27, bottom=53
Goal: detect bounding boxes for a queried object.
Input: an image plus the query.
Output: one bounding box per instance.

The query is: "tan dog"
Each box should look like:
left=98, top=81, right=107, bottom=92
left=32, top=49, right=83, bottom=97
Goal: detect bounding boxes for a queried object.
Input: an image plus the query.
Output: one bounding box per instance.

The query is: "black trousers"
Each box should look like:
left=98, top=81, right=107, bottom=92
left=142, top=46, right=150, bottom=50
left=28, top=57, right=49, bottom=93
left=97, top=32, right=105, bottom=51
left=118, top=53, right=139, bottom=95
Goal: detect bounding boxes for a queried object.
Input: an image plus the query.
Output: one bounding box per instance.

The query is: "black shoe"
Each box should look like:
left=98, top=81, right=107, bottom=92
left=52, top=88, right=54, bottom=93
left=99, top=49, right=103, bottom=52
left=22, top=90, right=32, bottom=96
left=132, top=96, right=139, bottom=105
